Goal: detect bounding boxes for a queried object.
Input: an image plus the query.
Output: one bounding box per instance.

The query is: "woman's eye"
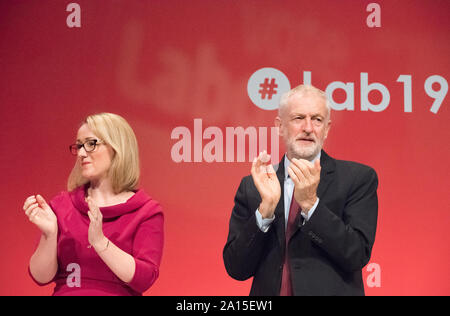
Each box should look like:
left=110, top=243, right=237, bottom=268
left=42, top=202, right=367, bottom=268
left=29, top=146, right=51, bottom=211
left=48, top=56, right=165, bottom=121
left=86, top=140, right=97, bottom=148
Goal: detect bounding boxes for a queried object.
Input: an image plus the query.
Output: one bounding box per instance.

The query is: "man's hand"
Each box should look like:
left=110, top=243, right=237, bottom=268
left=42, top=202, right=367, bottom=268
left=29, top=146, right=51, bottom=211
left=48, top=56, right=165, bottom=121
left=251, top=151, right=281, bottom=219
left=287, top=158, right=321, bottom=214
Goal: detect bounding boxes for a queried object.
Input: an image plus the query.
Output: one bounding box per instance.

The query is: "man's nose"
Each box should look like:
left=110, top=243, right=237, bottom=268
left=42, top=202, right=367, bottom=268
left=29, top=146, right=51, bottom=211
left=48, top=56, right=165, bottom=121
left=303, top=117, right=313, bottom=133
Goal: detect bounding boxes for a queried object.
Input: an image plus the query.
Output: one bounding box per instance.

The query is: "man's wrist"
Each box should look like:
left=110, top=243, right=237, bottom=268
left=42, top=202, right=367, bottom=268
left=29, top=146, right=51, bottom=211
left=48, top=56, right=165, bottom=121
left=301, top=197, right=320, bottom=221
left=258, top=201, right=276, bottom=219
left=300, top=196, right=318, bottom=215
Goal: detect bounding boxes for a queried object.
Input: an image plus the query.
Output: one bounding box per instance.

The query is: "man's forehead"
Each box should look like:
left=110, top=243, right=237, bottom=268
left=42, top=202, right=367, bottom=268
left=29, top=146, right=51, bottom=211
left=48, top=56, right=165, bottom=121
left=285, top=94, right=328, bottom=115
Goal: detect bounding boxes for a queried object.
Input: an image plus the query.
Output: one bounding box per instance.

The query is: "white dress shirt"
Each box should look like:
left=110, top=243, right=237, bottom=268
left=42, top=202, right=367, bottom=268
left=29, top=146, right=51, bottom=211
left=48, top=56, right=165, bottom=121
left=255, top=152, right=321, bottom=233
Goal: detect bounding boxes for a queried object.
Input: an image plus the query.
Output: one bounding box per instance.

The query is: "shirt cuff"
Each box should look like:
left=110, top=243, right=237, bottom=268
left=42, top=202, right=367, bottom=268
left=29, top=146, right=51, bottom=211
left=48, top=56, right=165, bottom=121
left=301, top=198, right=320, bottom=222
left=255, top=209, right=275, bottom=233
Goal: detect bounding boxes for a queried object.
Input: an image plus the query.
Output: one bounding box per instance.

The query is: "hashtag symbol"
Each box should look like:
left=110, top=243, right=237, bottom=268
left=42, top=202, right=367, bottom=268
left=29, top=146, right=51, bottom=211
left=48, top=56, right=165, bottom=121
left=258, top=78, right=278, bottom=100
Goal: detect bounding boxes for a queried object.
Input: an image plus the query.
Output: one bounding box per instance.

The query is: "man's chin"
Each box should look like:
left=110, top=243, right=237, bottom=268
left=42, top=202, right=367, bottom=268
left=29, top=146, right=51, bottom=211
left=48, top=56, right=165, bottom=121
left=289, top=146, right=320, bottom=161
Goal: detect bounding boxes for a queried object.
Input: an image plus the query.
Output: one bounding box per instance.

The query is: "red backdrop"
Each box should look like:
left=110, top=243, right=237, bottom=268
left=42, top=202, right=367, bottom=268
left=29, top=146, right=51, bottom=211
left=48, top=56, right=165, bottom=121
left=0, top=0, right=449, bottom=296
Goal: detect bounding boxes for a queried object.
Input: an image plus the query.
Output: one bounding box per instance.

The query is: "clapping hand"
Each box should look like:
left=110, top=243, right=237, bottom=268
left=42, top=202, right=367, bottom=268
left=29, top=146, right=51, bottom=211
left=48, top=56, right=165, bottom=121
left=23, top=195, right=58, bottom=238
left=251, top=151, right=281, bottom=219
left=287, top=158, right=321, bottom=214
left=86, top=197, right=107, bottom=251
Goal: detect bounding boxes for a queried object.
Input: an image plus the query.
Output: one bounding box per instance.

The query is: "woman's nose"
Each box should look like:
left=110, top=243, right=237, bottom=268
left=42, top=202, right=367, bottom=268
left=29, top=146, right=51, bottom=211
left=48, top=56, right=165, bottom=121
left=78, top=146, right=88, bottom=158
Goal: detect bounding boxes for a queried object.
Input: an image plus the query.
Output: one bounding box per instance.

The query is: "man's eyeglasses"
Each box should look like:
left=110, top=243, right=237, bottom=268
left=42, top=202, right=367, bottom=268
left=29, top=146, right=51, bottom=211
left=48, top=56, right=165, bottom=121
left=69, top=139, right=104, bottom=156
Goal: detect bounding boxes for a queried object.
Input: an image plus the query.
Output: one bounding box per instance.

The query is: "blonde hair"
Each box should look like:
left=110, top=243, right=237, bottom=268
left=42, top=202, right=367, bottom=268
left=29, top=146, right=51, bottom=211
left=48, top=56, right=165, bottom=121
left=67, top=113, right=140, bottom=194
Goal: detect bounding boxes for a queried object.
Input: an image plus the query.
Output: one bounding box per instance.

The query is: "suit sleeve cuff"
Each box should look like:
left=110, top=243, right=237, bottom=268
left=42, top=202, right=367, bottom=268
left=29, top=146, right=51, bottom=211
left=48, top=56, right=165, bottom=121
left=255, top=209, right=275, bottom=233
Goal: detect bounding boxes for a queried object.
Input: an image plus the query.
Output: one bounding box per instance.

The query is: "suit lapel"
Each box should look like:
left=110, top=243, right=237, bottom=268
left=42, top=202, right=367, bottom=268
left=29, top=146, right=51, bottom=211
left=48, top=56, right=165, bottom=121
left=317, top=150, right=336, bottom=199
left=273, top=155, right=286, bottom=250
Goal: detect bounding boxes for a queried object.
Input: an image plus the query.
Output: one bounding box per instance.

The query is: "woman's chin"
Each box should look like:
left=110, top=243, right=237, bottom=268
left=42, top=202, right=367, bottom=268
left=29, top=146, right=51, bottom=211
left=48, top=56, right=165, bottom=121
left=81, top=171, right=106, bottom=184
left=81, top=171, right=94, bottom=180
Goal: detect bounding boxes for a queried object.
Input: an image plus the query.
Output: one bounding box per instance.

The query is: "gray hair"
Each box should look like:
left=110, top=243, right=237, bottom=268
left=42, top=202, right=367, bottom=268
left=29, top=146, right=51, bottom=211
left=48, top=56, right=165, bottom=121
left=279, top=84, right=331, bottom=120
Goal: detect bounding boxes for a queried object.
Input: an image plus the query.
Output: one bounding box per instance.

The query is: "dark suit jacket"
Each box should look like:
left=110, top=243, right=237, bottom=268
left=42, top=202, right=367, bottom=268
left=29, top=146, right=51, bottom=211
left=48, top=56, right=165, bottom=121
left=223, top=150, right=378, bottom=296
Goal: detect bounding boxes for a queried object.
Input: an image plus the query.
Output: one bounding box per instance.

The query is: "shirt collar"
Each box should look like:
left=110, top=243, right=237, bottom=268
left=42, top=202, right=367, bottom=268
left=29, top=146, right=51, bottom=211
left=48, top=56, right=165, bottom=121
left=284, top=151, right=321, bottom=180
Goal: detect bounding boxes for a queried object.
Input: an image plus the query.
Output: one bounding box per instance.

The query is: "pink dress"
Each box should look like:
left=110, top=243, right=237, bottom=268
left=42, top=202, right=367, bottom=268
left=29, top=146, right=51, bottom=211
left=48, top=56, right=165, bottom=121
left=28, top=185, right=164, bottom=296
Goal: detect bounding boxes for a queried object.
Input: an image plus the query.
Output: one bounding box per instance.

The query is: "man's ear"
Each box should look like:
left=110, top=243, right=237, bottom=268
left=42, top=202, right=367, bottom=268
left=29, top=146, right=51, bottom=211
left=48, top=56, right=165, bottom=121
left=275, top=116, right=283, bottom=136
left=324, top=119, right=331, bottom=139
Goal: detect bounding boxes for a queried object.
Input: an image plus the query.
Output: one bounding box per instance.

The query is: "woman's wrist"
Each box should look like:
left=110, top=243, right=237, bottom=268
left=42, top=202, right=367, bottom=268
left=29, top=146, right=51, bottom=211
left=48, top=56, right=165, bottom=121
left=43, top=229, right=58, bottom=241
left=93, top=236, right=109, bottom=253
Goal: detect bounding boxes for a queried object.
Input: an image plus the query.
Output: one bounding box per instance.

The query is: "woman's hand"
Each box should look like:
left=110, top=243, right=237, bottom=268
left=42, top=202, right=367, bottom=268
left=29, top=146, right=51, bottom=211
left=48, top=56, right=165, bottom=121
left=86, top=197, right=108, bottom=251
left=23, top=195, right=58, bottom=238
